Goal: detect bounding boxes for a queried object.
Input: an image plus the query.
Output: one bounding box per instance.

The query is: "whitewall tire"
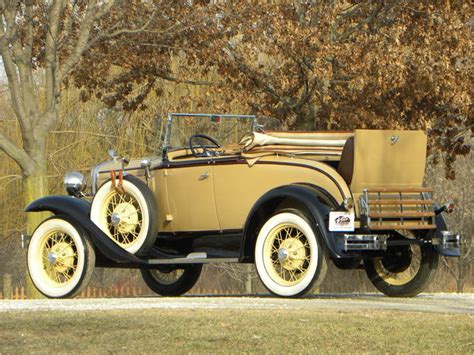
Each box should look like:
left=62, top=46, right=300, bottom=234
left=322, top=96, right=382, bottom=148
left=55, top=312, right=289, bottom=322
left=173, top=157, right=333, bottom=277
left=90, top=175, right=157, bottom=255
left=255, top=210, right=327, bottom=297
left=27, top=217, right=95, bottom=298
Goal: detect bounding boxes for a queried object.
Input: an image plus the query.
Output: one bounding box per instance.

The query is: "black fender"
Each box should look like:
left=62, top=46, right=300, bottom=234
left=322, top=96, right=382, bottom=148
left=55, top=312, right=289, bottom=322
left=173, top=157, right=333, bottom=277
left=240, top=184, right=345, bottom=261
left=25, top=196, right=146, bottom=264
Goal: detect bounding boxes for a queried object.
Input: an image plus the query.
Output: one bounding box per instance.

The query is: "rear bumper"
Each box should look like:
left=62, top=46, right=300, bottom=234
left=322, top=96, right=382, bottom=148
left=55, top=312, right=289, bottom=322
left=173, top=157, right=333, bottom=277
left=432, top=213, right=461, bottom=257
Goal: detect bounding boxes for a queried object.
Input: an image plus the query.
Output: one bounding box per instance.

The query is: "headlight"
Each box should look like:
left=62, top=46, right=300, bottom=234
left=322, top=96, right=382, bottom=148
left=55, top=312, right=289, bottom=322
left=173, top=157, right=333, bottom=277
left=64, top=171, right=86, bottom=197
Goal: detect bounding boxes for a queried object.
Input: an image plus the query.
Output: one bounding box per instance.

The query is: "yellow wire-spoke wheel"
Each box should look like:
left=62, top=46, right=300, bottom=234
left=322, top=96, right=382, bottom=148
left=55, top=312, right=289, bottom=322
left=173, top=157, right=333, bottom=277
left=364, top=235, right=439, bottom=297
left=91, top=176, right=157, bottom=255
left=372, top=244, right=421, bottom=286
left=255, top=211, right=326, bottom=298
left=40, top=231, right=78, bottom=285
left=264, top=223, right=311, bottom=286
left=104, top=190, right=142, bottom=247
left=27, top=217, right=95, bottom=298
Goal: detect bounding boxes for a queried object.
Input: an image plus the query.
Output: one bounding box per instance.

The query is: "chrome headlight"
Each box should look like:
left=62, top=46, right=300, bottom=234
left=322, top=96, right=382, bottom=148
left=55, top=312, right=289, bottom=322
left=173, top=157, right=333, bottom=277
left=64, top=171, right=86, bottom=197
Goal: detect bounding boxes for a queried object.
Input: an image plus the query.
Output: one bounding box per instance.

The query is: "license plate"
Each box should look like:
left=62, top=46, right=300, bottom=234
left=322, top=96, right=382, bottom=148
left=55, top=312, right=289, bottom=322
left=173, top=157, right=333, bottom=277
left=329, top=212, right=355, bottom=232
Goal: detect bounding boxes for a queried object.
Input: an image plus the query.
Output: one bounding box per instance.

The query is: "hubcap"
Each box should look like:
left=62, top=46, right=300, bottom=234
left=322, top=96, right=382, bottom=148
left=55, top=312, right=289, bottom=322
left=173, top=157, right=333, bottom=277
left=111, top=213, right=121, bottom=226
left=47, top=252, right=58, bottom=264
left=277, top=248, right=289, bottom=263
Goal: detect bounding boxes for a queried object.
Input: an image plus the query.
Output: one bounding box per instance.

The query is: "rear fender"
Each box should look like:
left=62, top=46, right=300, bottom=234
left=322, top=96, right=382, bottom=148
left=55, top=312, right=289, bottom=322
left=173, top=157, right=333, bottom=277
left=25, top=196, right=145, bottom=264
left=241, top=184, right=345, bottom=261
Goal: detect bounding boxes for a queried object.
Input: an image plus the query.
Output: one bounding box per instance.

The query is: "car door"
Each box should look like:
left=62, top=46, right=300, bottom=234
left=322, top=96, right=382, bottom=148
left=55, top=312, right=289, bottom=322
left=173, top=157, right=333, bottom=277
left=164, top=164, right=220, bottom=232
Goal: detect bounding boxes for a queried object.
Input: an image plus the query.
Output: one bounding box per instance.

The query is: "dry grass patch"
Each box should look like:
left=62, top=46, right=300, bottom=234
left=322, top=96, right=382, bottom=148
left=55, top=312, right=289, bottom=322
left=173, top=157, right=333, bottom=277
left=0, top=309, right=472, bottom=353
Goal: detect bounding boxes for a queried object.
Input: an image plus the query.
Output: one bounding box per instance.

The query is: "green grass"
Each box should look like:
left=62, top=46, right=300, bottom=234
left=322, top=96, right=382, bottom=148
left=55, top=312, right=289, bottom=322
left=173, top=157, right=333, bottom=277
left=0, top=309, right=472, bottom=354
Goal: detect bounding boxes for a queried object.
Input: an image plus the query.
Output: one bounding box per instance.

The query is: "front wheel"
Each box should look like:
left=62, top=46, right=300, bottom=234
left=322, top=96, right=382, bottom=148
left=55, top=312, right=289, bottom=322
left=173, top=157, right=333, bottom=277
left=141, top=264, right=202, bottom=296
left=364, top=242, right=439, bottom=297
left=27, top=216, right=95, bottom=298
left=254, top=210, right=328, bottom=298
left=91, top=175, right=158, bottom=255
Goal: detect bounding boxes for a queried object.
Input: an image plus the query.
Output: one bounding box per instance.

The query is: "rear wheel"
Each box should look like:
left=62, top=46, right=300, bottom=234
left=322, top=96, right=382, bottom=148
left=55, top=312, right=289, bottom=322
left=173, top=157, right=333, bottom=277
left=364, top=241, right=438, bottom=297
left=141, top=264, right=202, bottom=296
left=27, top=216, right=95, bottom=298
left=91, top=175, right=158, bottom=255
left=254, top=210, right=327, bottom=298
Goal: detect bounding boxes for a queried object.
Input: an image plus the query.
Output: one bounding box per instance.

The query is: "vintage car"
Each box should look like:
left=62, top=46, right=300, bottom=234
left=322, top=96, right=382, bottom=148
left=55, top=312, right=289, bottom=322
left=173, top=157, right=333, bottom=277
left=26, top=113, right=461, bottom=298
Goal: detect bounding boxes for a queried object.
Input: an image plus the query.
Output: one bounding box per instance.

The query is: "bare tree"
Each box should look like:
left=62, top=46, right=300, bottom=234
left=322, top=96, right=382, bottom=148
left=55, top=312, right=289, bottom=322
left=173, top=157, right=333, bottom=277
left=0, top=0, right=157, bottom=296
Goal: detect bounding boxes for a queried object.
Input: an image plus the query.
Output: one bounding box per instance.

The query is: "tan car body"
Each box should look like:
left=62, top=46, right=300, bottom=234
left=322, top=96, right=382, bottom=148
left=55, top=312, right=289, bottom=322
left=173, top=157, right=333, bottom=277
left=95, top=128, right=428, bottom=234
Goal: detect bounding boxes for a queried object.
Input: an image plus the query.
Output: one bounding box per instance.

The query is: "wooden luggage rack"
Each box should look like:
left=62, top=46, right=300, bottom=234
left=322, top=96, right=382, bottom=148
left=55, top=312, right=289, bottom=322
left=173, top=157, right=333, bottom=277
left=360, top=188, right=436, bottom=230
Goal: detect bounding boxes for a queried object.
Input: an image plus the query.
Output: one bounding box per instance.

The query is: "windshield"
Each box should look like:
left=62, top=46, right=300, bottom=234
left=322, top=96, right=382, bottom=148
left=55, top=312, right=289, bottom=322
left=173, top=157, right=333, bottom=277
left=165, top=113, right=256, bottom=150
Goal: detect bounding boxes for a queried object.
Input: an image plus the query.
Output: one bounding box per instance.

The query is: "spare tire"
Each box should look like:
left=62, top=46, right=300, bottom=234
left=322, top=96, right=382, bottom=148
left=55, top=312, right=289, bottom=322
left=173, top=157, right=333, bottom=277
left=90, top=175, right=158, bottom=255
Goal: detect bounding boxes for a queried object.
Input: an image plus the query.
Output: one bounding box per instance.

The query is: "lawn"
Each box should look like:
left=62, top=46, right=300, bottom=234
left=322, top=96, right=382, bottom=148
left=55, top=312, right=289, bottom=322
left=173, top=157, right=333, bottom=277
left=0, top=309, right=472, bottom=353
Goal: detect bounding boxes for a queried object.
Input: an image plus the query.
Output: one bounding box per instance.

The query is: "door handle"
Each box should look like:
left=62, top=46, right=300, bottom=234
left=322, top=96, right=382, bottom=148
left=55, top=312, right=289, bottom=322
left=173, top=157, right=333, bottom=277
left=199, top=171, right=210, bottom=180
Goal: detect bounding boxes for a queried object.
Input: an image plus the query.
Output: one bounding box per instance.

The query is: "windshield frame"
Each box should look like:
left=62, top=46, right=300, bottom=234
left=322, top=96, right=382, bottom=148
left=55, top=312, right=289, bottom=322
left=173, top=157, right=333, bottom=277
left=162, top=113, right=257, bottom=155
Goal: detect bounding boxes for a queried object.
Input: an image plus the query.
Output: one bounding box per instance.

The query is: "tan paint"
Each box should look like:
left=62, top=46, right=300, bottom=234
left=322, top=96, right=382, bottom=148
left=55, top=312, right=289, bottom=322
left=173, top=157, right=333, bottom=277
left=351, top=130, right=427, bottom=192
left=124, top=151, right=350, bottom=232
left=94, top=129, right=429, bottom=232
left=164, top=165, right=220, bottom=231
left=150, top=169, right=173, bottom=232
left=212, top=155, right=350, bottom=231
left=350, top=130, right=427, bottom=217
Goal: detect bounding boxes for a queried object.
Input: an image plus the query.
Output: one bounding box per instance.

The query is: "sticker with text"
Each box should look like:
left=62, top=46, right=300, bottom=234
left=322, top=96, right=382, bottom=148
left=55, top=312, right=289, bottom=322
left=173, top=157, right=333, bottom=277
left=329, top=212, right=355, bottom=232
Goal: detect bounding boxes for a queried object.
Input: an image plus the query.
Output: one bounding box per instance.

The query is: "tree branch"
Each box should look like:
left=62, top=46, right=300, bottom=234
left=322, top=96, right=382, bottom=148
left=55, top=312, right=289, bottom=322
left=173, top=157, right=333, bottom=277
left=442, top=257, right=458, bottom=280
left=58, top=0, right=116, bottom=82
left=224, top=46, right=281, bottom=101
left=0, top=131, right=31, bottom=172
left=0, top=5, right=30, bottom=130
left=43, top=0, right=66, bottom=121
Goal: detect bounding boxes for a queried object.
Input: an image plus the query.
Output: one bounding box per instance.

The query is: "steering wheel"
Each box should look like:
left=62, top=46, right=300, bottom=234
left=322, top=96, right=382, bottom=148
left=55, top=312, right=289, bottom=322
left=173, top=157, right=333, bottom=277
left=189, top=134, right=222, bottom=158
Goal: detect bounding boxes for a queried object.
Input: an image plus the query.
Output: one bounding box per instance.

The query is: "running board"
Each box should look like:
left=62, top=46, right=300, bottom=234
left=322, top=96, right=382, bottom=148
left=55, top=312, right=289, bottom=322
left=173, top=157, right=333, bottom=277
left=147, top=252, right=239, bottom=265
left=344, top=234, right=388, bottom=251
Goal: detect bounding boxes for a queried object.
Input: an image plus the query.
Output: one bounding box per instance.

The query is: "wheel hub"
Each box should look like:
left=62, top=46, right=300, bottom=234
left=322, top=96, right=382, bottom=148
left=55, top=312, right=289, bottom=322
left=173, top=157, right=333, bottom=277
left=277, top=248, right=289, bottom=263
left=48, top=241, right=75, bottom=273
left=47, top=252, right=58, bottom=264
left=278, top=238, right=306, bottom=271
left=111, top=213, right=121, bottom=226
left=382, top=245, right=413, bottom=273
left=112, top=202, right=139, bottom=234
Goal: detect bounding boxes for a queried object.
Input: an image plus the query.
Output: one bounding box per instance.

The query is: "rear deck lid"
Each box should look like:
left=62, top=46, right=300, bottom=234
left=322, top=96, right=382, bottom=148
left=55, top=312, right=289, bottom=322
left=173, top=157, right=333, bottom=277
left=350, top=129, right=427, bottom=193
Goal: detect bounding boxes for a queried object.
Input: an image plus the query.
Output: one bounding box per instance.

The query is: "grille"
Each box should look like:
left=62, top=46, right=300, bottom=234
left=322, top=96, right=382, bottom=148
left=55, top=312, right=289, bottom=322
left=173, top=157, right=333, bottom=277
left=360, top=188, right=435, bottom=230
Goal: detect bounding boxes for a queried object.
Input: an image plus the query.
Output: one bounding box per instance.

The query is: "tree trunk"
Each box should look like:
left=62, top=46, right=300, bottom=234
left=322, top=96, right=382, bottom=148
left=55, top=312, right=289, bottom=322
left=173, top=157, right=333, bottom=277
left=456, top=262, right=464, bottom=293
left=23, top=171, right=50, bottom=299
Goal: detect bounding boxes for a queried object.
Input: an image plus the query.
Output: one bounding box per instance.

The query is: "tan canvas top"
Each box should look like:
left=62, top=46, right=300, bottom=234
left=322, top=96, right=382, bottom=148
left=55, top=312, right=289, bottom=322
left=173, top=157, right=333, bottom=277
left=239, top=132, right=353, bottom=150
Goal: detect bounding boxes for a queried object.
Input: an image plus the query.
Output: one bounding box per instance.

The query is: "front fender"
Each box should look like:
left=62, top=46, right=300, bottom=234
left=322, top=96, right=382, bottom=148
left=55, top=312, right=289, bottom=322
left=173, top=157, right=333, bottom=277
left=25, top=196, right=145, bottom=264
left=241, top=184, right=345, bottom=261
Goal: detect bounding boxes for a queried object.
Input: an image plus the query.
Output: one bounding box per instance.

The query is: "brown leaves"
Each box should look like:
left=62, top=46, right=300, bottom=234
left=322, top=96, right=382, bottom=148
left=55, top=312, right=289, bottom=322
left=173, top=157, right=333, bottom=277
left=53, top=0, right=472, bottom=179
